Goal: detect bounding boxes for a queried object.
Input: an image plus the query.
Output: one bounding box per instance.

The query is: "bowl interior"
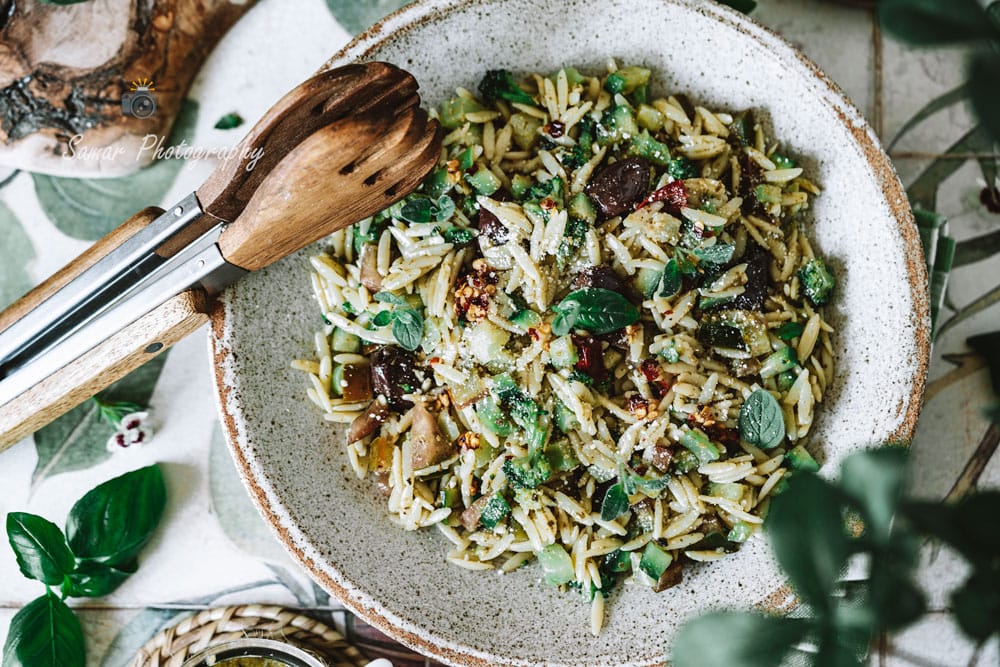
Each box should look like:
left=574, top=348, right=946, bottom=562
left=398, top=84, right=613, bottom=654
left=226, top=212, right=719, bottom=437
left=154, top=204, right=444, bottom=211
left=212, top=1, right=928, bottom=665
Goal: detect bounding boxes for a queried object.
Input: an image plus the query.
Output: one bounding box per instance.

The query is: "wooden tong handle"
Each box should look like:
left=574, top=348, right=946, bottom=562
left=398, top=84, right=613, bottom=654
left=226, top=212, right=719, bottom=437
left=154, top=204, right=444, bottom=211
left=0, top=210, right=210, bottom=452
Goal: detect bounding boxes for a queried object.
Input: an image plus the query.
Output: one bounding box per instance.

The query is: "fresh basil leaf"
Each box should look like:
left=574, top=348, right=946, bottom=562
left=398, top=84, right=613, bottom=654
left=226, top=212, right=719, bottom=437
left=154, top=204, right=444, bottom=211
left=550, top=304, right=581, bottom=337
left=878, top=0, right=995, bottom=44
left=372, top=310, right=393, bottom=327
left=738, top=389, right=785, bottom=449
left=213, top=112, right=243, bottom=130
left=600, top=483, right=630, bottom=522
left=65, top=465, right=166, bottom=567
left=767, top=473, right=851, bottom=613
left=433, top=195, right=456, bottom=223
left=839, top=447, right=907, bottom=544
left=373, top=291, right=406, bottom=305
left=671, top=612, right=807, bottom=667
left=399, top=196, right=433, bottom=223
left=693, top=243, right=735, bottom=266
left=2, top=591, right=84, bottom=667
left=659, top=259, right=682, bottom=298
left=775, top=321, right=804, bottom=341
left=5, top=513, right=74, bottom=585
left=551, top=288, right=640, bottom=336
left=442, top=227, right=475, bottom=245
left=62, top=558, right=137, bottom=598
left=392, top=309, right=424, bottom=351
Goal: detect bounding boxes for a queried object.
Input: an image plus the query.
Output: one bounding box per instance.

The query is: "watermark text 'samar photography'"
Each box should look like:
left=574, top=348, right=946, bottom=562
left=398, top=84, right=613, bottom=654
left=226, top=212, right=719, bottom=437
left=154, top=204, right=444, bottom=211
left=62, top=77, right=264, bottom=171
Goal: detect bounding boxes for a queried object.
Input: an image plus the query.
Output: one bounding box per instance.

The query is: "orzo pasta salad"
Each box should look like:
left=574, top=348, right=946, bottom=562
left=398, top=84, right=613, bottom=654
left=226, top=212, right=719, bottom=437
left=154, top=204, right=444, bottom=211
left=293, top=61, right=836, bottom=635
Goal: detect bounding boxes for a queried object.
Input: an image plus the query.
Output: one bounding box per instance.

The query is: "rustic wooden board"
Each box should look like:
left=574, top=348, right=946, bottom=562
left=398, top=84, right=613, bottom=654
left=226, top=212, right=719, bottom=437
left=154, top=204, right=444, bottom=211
left=0, top=0, right=255, bottom=177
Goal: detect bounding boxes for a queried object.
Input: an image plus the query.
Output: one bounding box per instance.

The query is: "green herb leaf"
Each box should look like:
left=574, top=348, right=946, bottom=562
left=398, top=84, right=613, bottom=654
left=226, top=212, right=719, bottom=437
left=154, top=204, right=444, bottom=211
left=5, top=513, right=74, bottom=585
left=433, top=195, right=456, bottom=223
left=767, top=473, right=851, bottom=614
left=969, top=52, right=1000, bottom=158
left=738, top=389, right=785, bottom=449
left=372, top=310, right=393, bottom=327
left=213, top=112, right=244, bottom=130
left=65, top=465, right=166, bottom=567
left=775, top=321, right=804, bottom=341
left=839, top=448, right=907, bottom=544
left=2, top=591, right=84, bottom=667
left=0, top=201, right=35, bottom=313
left=693, top=243, right=735, bottom=266
left=62, top=559, right=137, bottom=598
left=400, top=196, right=433, bottom=223
left=671, top=612, right=806, bottom=667
left=373, top=291, right=406, bottom=305
left=951, top=572, right=1000, bottom=641
left=550, top=288, right=640, bottom=336
left=600, top=483, right=630, bottom=522
left=878, top=0, right=995, bottom=45
left=392, top=309, right=424, bottom=351
left=442, top=227, right=475, bottom=245
left=659, top=259, right=682, bottom=298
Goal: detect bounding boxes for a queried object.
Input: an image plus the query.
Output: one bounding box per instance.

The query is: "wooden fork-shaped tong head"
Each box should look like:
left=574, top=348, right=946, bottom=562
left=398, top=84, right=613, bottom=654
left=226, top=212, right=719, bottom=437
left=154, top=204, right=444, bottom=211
left=0, top=62, right=441, bottom=450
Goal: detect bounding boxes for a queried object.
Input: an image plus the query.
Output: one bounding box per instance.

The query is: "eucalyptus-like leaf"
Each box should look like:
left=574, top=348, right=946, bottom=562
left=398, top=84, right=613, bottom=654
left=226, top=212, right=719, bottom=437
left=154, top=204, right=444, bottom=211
left=904, top=490, right=1000, bottom=567
left=65, top=465, right=166, bottom=567
left=951, top=572, right=1000, bottom=641
left=970, top=52, right=1000, bottom=148
left=878, top=0, right=995, bottom=45
left=391, top=309, right=424, bottom=352
left=766, top=473, right=851, bottom=614
left=671, top=612, right=807, bottom=667
left=5, top=513, right=74, bottom=585
left=868, top=561, right=926, bottom=631
left=886, top=83, right=969, bottom=152
left=1, top=591, right=84, bottom=667
left=839, top=447, right=907, bottom=544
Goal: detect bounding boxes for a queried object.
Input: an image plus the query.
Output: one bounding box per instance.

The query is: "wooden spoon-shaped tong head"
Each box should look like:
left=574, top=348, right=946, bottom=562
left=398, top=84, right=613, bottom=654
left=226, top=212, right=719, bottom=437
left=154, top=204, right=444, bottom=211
left=217, top=103, right=441, bottom=272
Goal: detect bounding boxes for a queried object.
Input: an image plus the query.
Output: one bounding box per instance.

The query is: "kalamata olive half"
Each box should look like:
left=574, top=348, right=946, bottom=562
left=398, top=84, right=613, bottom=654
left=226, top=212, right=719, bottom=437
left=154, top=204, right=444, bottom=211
left=584, top=157, right=654, bottom=219
left=731, top=242, right=770, bottom=311
left=572, top=265, right=627, bottom=293
left=477, top=206, right=509, bottom=245
left=370, top=345, right=419, bottom=411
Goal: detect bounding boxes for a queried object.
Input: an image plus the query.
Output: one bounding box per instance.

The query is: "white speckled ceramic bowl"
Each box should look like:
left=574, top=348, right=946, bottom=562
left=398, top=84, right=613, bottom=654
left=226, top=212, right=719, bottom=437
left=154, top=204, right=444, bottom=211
left=210, top=1, right=930, bottom=665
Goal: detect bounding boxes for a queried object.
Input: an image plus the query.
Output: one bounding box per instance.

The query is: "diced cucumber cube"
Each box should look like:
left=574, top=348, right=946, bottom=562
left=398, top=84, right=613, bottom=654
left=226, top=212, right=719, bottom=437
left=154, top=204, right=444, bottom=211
left=510, top=308, right=543, bottom=332
left=639, top=541, right=673, bottom=580
left=679, top=428, right=721, bottom=464
left=553, top=399, right=580, bottom=434
left=568, top=192, right=597, bottom=225
left=331, top=327, right=361, bottom=353
left=786, top=444, right=820, bottom=472
left=727, top=521, right=754, bottom=543
left=549, top=335, right=579, bottom=368
left=760, top=346, right=798, bottom=379
left=467, top=165, right=501, bottom=195
left=479, top=494, right=511, bottom=529
left=537, top=544, right=575, bottom=585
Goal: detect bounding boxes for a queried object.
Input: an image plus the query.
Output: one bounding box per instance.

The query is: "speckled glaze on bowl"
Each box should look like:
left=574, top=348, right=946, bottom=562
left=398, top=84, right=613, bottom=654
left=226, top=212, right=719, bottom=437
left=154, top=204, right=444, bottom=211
left=210, top=1, right=930, bottom=665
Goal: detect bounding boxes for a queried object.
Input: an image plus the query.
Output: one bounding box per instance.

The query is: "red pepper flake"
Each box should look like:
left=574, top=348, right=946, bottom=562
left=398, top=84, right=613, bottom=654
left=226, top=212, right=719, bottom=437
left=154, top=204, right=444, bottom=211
left=637, top=180, right=688, bottom=214
left=640, top=358, right=674, bottom=398
left=540, top=197, right=557, bottom=211
left=544, top=120, right=565, bottom=138
left=428, top=356, right=442, bottom=365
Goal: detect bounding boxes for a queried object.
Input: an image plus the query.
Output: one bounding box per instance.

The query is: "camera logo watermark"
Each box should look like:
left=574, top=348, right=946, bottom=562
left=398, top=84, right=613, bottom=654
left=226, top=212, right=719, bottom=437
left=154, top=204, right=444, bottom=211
left=122, top=78, right=157, bottom=119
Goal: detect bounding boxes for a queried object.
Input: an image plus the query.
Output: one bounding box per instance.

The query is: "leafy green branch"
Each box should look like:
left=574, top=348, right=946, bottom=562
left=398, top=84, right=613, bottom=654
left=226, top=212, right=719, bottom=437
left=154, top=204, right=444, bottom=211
left=671, top=447, right=999, bottom=667
left=2, top=465, right=167, bottom=667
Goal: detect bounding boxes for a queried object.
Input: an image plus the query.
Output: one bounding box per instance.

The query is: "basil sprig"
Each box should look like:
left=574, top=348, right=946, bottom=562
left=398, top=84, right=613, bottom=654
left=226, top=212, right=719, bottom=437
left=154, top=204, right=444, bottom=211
left=738, top=389, right=785, bottom=449
left=3, top=465, right=167, bottom=667
left=373, top=292, right=424, bottom=351
left=400, top=194, right=455, bottom=224
left=550, top=288, right=640, bottom=336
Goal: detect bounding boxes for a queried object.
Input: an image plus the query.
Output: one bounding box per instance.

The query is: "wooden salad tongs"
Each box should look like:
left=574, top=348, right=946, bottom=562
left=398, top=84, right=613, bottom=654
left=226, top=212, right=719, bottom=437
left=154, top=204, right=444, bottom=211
left=0, top=62, right=441, bottom=451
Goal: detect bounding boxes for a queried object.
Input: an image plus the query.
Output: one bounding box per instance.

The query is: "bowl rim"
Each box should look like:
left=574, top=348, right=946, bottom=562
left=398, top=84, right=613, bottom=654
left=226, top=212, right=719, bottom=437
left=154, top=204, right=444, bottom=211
left=210, top=1, right=931, bottom=664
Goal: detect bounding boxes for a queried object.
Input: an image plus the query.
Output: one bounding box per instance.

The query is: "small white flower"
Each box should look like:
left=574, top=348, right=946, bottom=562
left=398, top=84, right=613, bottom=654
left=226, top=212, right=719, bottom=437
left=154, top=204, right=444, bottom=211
left=105, top=411, right=154, bottom=452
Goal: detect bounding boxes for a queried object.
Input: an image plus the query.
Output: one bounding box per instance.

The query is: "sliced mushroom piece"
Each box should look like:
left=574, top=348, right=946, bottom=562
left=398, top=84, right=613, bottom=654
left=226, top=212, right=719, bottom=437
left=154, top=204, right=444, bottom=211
left=408, top=401, right=454, bottom=470
left=652, top=560, right=683, bottom=593
left=360, top=244, right=382, bottom=293
left=347, top=398, right=389, bottom=443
